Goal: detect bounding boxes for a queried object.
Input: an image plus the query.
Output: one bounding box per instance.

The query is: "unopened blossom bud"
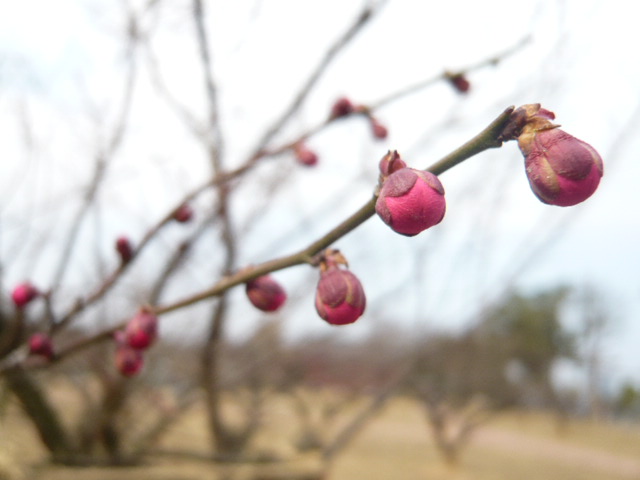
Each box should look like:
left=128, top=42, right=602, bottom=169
left=370, top=118, right=388, bottom=140
left=378, top=150, right=407, bottom=178
left=330, top=97, right=355, bottom=119
left=115, top=344, right=144, bottom=377
left=124, top=309, right=158, bottom=350
left=11, top=282, right=40, bottom=309
left=514, top=104, right=604, bottom=206
left=315, top=267, right=366, bottom=326
left=294, top=144, right=319, bottom=167
left=376, top=168, right=446, bottom=236
left=173, top=203, right=194, bottom=223
left=246, top=275, right=287, bottom=312
left=28, top=333, right=54, bottom=360
left=446, top=72, right=470, bottom=94
left=115, top=236, right=134, bottom=264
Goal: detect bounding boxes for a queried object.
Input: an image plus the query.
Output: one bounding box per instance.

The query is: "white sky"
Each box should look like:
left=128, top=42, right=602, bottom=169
left=1, top=0, right=639, bottom=389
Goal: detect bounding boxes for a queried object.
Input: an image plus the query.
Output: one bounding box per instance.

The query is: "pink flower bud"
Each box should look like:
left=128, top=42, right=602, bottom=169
left=315, top=268, right=366, bottom=326
left=11, top=282, right=40, bottom=309
left=246, top=275, right=287, bottom=312
left=330, top=97, right=355, bottom=119
left=28, top=333, right=54, bottom=360
left=173, top=204, right=194, bottom=223
left=370, top=118, right=388, bottom=140
left=115, top=236, right=134, bottom=263
left=519, top=127, right=603, bottom=206
left=115, top=344, right=144, bottom=377
left=124, top=309, right=158, bottom=350
left=447, top=72, right=471, bottom=93
left=375, top=168, right=446, bottom=236
left=294, top=144, right=319, bottom=167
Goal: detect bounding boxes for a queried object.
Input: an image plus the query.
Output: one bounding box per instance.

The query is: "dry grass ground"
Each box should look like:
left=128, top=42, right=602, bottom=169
left=2, top=393, right=640, bottom=480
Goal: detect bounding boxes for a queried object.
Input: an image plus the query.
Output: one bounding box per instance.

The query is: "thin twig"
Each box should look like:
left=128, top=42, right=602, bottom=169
left=50, top=27, right=139, bottom=291
left=246, top=3, right=381, bottom=161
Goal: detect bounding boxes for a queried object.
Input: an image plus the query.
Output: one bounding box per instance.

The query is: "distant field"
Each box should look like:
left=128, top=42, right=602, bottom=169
left=2, top=393, right=640, bottom=480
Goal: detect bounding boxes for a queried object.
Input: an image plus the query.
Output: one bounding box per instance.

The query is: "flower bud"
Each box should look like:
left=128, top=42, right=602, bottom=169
left=378, top=150, right=407, bottom=179
left=519, top=127, right=603, bottom=207
left=11, top=282, right=40, bottom=309
left=446, top=72, right=470, bottom=94
left=330, top=97, right=355, bottom=119
left=173, top=203, right=194, bottom=223
left=370, top=118, right=388, bottom=140
left=115, top=236, right=134, bottom=264
left=294, top=144, right=319, bottom=167
left=124, top=309, right=158, bottom=350
left=246, top=275, right=287, bottom=312
left=315, top=268, right=366, bottom=326
left=28, top=333, right=54, bottom=360
left=115, top=344, right=144, bottom=377
left=375, top=168, right=446, bottom=236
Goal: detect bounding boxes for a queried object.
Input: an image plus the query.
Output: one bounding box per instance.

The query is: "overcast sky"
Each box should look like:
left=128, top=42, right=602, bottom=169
left=1, top=0, right=639, bottom=389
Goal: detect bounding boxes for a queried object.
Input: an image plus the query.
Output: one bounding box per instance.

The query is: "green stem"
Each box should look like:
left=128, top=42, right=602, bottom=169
left=155, top=106, right=515, bottom=315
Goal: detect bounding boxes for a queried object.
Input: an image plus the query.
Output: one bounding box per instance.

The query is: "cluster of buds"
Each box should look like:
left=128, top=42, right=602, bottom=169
left=329, top=96, right=389, bottom=141
left=11, top=282, right=40, bottom=309
left=115, top=236, right=134, bottom=264
left=28, top=332, right=55, bottom=361
left=173, top=203, right=194, bottom=223
left=508, top=104, right=603, bottom=206
left=245, top=275, right=287, bottom=312
left=314, top=250, right=366, bottom=326
left=114, top=308, right=159, bottom=377
left=293, top=143, right=319, bottom=167
left=375, top=151, right=446, bottom=236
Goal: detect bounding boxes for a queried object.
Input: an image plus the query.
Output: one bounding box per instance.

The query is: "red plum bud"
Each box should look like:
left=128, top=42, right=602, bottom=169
left=11, top=282, right=40, bottom=309
left=174, top=204, right=194, bottom=223
left=330, top=97, right=355, bottom=119
left=124, top=309, right=158, bottom=350
left=246, top=275, right=287, bottom=312
left=28, top=333, right=54, bottom=360
left=370, top=118, right=388, bottom=140
left=294, top=144, right=319, bottom=167
left=447, top=72, right=471, bottom=93
left=115, top=344, right=144, bottom=377
left=519, top=128, right=603, bottom=207
left=376, top=168, right=446, bottom=236
left=315, top=268, right=366, bottom=326
left=115, top=236, right=134, bottom=263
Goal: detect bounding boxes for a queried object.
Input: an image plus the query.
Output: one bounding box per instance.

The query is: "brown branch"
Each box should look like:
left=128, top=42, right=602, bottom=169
left=0, top=106, right=516, bottom=375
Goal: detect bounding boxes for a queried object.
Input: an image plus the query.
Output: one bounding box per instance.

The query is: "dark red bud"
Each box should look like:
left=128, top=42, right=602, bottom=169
left=173, top=204, right=194, bottom=223
left=330, top=97, right=355, bottom=119
left=115, top=344, right=144, bottom=377
left=115, top=236, right=134, bottom=263
left=28, top=333, right=54, bottom=360
left=246, top=275, right=287, bottom=312
left=447, top=72, right=471, bottom=94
